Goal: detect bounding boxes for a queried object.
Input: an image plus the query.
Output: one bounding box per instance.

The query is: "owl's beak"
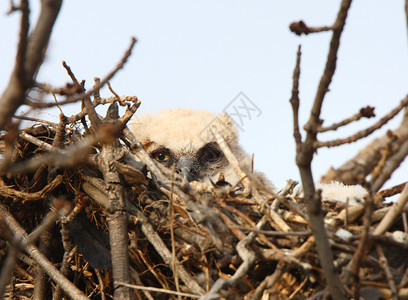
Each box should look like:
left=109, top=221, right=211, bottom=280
left=176, top=155, right=195, bottom=181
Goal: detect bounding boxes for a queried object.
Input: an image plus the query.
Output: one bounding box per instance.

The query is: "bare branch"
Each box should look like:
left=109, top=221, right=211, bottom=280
left=28, top=37, right=137, bottom=109
left=321, top=104, right=408, bottom=184
left=289, top=20, right=333, bottom=36
left=376, top=244, right=398, bottom=300
left=0, top=203, right=87, bottom=300
left=290, top=45, right=302, bottom=152
left=0, top=175, right=63, bottom=203
left=0, top=0, right=63, bottom=130
left=374, top=183, right=408, bottom=235
left=318, top=106, right=375, bottom=133
left=371, top=138, right=408, bottom=192
left=116, top=282, right=201, bottom=299
left=316, top=96, right=408, bottom=148
left=294, top=1, right=353, bottom=298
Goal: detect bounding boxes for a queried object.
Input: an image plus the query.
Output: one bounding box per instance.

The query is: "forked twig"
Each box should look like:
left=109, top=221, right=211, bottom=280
left=292, top=1, right=353, bottom=298
left=28, top=37, right=137, bottom=109
left=316, top=96, right=408, bottom=148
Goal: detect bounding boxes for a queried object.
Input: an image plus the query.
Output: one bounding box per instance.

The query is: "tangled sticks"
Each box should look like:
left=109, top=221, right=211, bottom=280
left=0, top=88, right=407, bottom=299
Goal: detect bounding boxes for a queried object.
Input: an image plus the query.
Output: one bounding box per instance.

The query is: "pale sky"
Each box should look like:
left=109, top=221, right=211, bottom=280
left=1, top=1, right=407, bottom=190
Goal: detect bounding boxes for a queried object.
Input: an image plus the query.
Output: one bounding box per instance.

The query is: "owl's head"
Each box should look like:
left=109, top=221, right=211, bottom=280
left=129, top=108, right=241, bottom=182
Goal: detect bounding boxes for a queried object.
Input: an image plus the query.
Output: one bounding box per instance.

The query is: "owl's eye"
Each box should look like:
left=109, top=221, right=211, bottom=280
left=199, top=145, right=221, bottom=162
left=151, top=149, right=170, bottom=163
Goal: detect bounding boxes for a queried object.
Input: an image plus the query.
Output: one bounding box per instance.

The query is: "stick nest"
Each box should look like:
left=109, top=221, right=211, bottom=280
left=0, top=98, right=407, bottom=300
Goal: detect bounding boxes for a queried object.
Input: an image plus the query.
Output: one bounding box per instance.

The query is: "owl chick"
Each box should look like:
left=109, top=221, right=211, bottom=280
left=129, top=108, right=273, bottom=190
left=129, top=108, right=368, bottom=204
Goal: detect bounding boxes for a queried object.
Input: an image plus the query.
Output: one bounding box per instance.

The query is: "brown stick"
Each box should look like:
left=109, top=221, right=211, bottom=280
left=376, top=244, right=398, bottom=300
left=0, top=0, right=63, bottom=130
left=99, top=144, right=132, bottom=299
left=28, top=37, right=137, bottom=109
left=290, top=45, right=302, bottom=152
left=294, top=1, right=352, bottom=298
left=317, top=106, right=375, bottom=133
left=316, top=96, right=408, bottom=148
left=321, top=105, right=408, bottom=185
left=0, top=205, right=87, bottom=300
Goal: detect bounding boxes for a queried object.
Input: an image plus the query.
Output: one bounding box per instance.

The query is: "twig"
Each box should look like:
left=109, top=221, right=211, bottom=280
left=66, top=96, right=139, bottom=124
left=126, top=208, right=205, bottom=295
left=82, top=176, right=205, bottom=295
left=294, top=1, right=353, bottom=299
left=376, top=244, right=398, bottom=300
left=0, top=243, right=20, bottom=298
left=236, top=227, right=311, bottom=236
left=107, top=82, right=125, bottom=106
left=374, top=183, right=408, bottom=235
left=371, top=138, right=408, bottom=192
left=12, top=115, right=59, bottom=127
left=116, top=282, right=201, bottom=299
left=289, top=20, right=333, bottom=35
left=52, top=113, right=67, bottom=148
left=342, top=193, right=375, bottom=298
left=19, top=131, right=58, bottom=152
left=316, top=96, right=408, bottom=148
left=321, top=103, right=408, bottom=184
left=0, top=0, right=63, bottom=130
left=378, top=181, right=408, bottom=198
left=5, top=127, right=115, bottom=176
left=200, top=218, right=266, bottom=299
left=0, top=202, right=86, bottom=300
left=118, top=100, right=141, bottom=126
left=15, top=0, right=29, bottom=84
left=52, top=222, right=74, bottom=300
left=62, top=61, right=82, bottom=89
left=169, top=167, right=181, bottom=299
left=318, top=106, right=375, bottom=133
left=28, top=37, right=137, bottom=109
left=98, top=113, right=131, bottom=299
left=290, top=45, right=302, bottom=152
left=249, top=260, right=285, bottom=300
left=0, top=174, right=63, bottom=203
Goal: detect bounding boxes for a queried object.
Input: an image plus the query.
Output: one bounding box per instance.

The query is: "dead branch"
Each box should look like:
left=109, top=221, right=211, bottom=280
left=27, top=37, right=137, bottom=109
left=0, top=0, right=63, bottom=130
left=0, top=203, right=87, bottom=300
left=376, top=244, right=398, bottom=300
left=0, top=174, right=63, bottom=202
left=290, top=45, right=302, bottom=152
left=292, top=1, right=352, bottom=298
left=96, top=104, right=132, bottom=299
left=321, top=105, right=408, bottom=185
left=371, top=138, right=408, bottom=192
left=317, top=106, right=376, bottom=133
left=82, top=175, right=206, bottom=295
left=374, top=183, right=408, bottom=235
left=115, top=282, right=201, bottom=298
left=316, top=96, right=408, bottom=148
left=289, top=20, right=333, bottom=36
